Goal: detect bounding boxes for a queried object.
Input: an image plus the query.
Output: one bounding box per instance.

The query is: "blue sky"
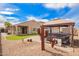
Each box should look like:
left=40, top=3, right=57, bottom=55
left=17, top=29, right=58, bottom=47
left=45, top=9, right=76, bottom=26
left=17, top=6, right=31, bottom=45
left=0, top=3, right=79, bottom=28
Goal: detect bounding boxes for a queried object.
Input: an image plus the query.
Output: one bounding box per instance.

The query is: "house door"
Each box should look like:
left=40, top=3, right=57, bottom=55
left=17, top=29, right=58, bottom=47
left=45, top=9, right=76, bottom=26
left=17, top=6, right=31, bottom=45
left=21, top=27, right=27, bottom=34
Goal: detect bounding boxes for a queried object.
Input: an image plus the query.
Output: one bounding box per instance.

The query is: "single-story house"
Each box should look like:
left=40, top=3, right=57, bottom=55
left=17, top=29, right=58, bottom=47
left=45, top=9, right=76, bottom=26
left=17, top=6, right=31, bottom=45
left=10, top=20, right=44, bottom=35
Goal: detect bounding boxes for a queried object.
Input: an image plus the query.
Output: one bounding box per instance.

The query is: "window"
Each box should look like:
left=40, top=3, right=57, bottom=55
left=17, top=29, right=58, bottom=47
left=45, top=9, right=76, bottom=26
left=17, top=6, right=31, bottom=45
left=33, top=28, right=36, bottom=31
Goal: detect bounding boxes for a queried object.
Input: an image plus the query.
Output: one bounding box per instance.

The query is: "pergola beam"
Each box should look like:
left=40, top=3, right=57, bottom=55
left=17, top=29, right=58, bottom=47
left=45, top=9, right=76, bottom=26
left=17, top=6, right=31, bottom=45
left=69, top=25, right=74, bottom=47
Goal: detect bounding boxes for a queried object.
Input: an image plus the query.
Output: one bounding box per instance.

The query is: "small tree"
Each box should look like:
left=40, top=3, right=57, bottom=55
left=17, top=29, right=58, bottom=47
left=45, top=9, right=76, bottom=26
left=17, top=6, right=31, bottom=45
left=5, top=22, right=12, bottom=27
left=4, top=22, right=12, bottom=34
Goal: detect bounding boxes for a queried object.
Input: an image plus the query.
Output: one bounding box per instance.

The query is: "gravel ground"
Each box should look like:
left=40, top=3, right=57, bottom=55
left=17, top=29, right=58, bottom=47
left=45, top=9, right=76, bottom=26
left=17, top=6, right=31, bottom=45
left=1, top=35, right=79, bottom=56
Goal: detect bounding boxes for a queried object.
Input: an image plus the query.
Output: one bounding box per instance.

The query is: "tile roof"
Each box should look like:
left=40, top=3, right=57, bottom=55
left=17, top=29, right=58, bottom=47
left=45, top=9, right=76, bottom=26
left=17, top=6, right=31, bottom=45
left=43, top=19, right=75, bottom=26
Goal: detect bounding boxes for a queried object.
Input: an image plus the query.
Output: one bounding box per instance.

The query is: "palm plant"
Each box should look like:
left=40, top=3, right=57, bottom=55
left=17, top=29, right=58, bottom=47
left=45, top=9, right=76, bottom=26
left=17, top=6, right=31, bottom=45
left=4, top=22, right=12, bottom=34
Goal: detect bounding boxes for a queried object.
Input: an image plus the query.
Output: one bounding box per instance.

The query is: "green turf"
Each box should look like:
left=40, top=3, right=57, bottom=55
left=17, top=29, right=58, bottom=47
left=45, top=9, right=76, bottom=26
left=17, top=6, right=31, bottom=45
left=6, top=35, right=34, bottom=40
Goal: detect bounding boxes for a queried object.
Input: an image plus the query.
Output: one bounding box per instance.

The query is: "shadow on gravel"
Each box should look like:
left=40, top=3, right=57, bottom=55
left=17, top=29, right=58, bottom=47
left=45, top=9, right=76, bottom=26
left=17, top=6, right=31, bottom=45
left=73, top=39, right=79, bottom=48
left=45, top=49, right=63, bottom=56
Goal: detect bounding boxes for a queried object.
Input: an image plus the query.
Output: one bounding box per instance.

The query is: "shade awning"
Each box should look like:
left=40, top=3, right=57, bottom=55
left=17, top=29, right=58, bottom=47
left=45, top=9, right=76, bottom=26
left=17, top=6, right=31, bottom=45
left=43, top=19, right=75, bottom=27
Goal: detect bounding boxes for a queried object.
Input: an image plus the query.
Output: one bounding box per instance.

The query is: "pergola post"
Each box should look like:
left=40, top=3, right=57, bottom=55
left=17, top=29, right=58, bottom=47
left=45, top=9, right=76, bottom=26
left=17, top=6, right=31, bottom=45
left=50, top=27, right=52, bottom=39
left=16, top=26, right=18, bottom=35
left=71, top=25, right=74, bottom=47
left=49, top=27, right=52, bottom=44
left=59, top=26, right=60, bottom=33
left=40, top=26, right=45, bottom=50
left=49, top=27, right=52, bottom=46
left=11, top=26, right=14, bottom=35
left=69, top=25, right=74, bottom=47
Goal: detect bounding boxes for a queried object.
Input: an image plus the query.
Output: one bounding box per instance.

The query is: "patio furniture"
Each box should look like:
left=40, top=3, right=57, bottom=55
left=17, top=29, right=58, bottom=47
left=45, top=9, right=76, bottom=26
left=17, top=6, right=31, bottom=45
left=27, top=39, right=30, bottom=42
left=29, top=39, right=32, bottom=42
left=27, top=38, right=32, bottom=42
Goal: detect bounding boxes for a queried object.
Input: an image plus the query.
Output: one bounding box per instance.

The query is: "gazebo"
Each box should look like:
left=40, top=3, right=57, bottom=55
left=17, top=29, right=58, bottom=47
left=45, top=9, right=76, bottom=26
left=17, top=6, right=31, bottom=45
left=38, top=19, right=75, bottom=50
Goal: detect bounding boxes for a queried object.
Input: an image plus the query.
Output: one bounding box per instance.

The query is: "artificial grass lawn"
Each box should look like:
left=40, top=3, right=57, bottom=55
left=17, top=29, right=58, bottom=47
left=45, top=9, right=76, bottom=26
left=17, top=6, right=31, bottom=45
left=6, top=35, right=35, bottom=40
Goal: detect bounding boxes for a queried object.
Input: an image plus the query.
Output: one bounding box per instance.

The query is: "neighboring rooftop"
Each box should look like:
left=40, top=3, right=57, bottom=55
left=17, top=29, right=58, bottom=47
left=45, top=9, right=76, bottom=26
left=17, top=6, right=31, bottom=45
left=14, top=20, right=45, bottom=26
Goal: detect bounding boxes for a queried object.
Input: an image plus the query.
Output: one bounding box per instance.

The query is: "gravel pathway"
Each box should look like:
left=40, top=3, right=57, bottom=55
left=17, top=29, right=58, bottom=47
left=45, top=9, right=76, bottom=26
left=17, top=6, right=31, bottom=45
left=1, top=35, right=79, bottom=56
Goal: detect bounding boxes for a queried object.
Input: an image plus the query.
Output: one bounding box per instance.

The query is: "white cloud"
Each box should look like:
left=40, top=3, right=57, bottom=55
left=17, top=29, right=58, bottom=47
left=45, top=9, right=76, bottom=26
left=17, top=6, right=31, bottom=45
left=43, top=3, right=76, bottom=9
left=0, top=15, right=7, bottom=27
left=39, top=13, right=49, bottom=18
left=6, top=17, right=21, bottom=25
left=0, top=16, right=21, bottom=25
left=0, top=15, right=7, bottom=23
left=5, top=8, right=19, bottom=11
left=0, top=3, right=20, bottom=11
left=0, top=11, right=14, bottom=14
left=0, top=4, right=19, bottom=15
left=26, top=16, right=49, bottom=22
left=61, top=4, right=79, bottom=19
left=6, top=17, right=18, bottom=20
left=10, top=21, right=21, bottom=25
left=60, top=5, right=79, bottom=28
left=0, top=4, right=7, bottom=10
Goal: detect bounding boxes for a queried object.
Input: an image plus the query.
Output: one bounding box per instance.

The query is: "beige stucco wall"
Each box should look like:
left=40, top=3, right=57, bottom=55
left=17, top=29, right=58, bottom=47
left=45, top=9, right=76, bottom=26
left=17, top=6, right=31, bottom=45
left=12, top=20, right=43, bottom=34
left=26, top=21, right=41, bottom=34
left=73, top=29, right=79, bottom=40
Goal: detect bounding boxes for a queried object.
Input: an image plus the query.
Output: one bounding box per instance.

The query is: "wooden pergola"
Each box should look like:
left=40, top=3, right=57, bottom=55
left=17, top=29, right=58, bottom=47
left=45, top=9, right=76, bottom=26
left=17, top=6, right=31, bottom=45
left=39, top=19, right=75, bottom=50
